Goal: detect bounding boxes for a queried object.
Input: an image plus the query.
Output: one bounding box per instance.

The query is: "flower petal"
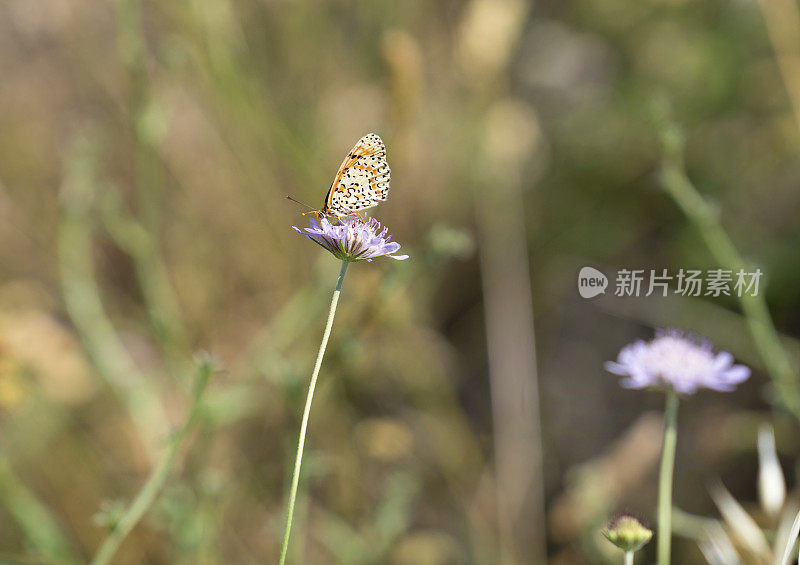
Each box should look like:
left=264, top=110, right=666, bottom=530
left=604, top=330, right=750, bottom=394
left=292, top=215, right=409, bottom=262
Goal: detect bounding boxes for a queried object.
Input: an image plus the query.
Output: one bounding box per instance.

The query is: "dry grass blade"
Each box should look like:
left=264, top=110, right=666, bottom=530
left=699, top=522, right=741, bottom=565
left=708, top=479, right=771, bottom=559
left=776, top=506, right=800, bottom=565
left=758, top=423, right=786, bottom=519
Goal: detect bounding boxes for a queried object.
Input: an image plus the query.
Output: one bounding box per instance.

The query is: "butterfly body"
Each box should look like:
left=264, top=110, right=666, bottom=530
left=321, top=133, right=391, bottom=217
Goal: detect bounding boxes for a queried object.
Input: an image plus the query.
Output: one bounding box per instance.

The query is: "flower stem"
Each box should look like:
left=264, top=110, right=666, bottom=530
left=656, top=113, right=800, bottom=421
left=657, top=390, right=679, bottom=565
left=625, top=550, right=634, bottom=565
left=279, top=260, right=349, bottom=565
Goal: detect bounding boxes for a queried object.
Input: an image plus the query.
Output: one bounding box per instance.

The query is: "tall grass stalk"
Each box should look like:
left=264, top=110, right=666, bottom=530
left=279, top=260, right=349, bottom=565
left=90, top=358, right=214, bottom=565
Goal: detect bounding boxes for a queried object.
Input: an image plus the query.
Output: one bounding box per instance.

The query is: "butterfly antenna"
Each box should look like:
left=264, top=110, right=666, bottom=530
left=285, top=195, right=322, bottom=216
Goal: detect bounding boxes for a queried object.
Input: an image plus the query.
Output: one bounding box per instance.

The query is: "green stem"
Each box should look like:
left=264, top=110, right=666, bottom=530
left=0, top=456, right=81, bottom=565
left=657, top=390, right=679, bottom=565
left=279, top=260, right=349, bottom=565
left=90, top=359, right=214, bottom=565
left=657, top=117, right=800, bottom=421
left=625, top=550, right=634, bottom=565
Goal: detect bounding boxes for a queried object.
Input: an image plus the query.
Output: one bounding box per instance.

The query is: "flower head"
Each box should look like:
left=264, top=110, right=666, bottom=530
left=293, top=216, right=409, bottom=262
left=605, top=329, right=750, bottom=394
left=602, top=513, right=653, bottom=553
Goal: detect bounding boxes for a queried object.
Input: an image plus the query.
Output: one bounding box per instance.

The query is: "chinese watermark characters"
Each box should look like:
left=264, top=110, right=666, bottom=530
left=578, top=267, right=763, bottom=298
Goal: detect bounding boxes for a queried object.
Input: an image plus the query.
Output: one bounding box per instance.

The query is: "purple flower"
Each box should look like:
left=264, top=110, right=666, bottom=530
left=293, top=216, right=409, bottom=262
left=605, top=329, right=750, bottom=394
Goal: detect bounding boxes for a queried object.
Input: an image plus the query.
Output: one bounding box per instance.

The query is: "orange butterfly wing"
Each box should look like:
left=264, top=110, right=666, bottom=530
left=322, top=133, right=391, bottom=215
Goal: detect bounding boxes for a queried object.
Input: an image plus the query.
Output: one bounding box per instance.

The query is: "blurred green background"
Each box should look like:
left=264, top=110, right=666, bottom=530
left=1, top=0, right=799, bottom=563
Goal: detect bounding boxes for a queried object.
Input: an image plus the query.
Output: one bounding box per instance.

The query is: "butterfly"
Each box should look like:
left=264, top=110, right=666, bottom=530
left=287, top=133, right=391, bottom=218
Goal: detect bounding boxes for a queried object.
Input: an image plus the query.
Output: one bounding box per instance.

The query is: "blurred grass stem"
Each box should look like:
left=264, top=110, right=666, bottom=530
left=475, top=100, right=546, bottom=564
left=90, top=359, right=214, bottom=565
left=758, top=0, right=800, bottom=136
left=0, top=456, right=81, bottom=565
left=113, top=0, right=187, bottom=353
left=625, top=550, right=634, bottom=565
left=658, top=117, right=800, bottom=420
left=657, top=390, right=679, bottom=565
left=279, top=260, right=349, bottom=565
left=59, top=134, right=170, bottom=462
